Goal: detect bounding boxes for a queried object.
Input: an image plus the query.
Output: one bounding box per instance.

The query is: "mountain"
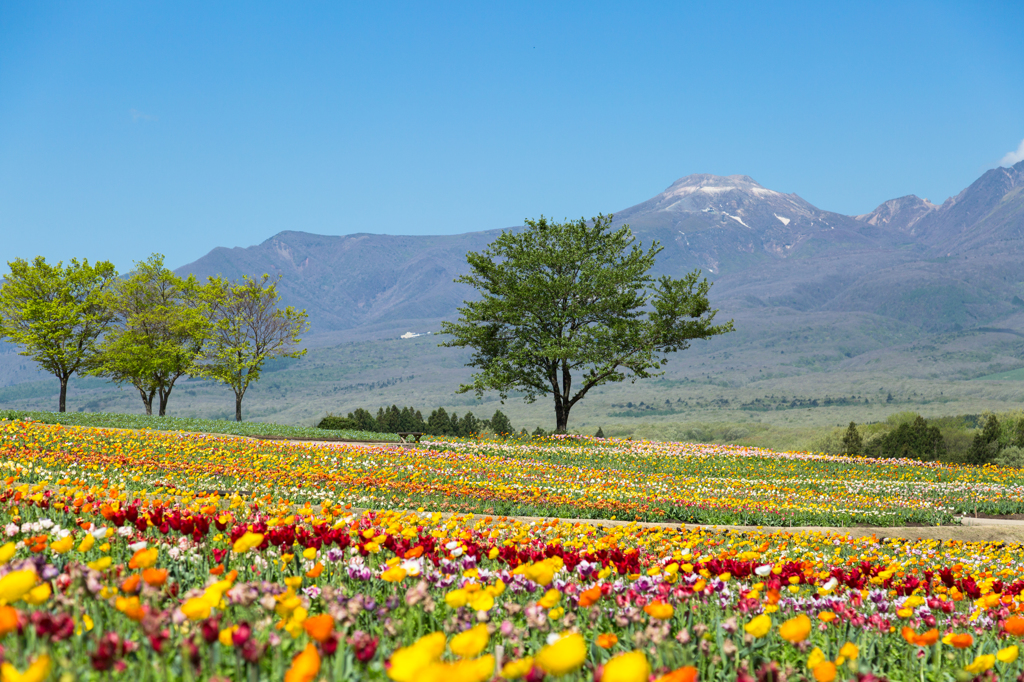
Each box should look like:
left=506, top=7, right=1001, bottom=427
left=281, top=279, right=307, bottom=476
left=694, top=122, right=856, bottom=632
left=173, top=160, right=1024, bottom=340
left=5, top=161, right=1024, bottom=432
left=179, top=230, right=503, bottom=338
left=855, top=195, right=937, bottom=234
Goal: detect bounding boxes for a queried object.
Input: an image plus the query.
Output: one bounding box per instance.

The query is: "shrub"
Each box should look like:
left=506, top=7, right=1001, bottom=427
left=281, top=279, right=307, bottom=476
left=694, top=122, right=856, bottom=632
left=865, top=415, right=945, bottom=461
left=316, top=414, right=357, bottom=430
left=995, top=446, right=1024, bottom=469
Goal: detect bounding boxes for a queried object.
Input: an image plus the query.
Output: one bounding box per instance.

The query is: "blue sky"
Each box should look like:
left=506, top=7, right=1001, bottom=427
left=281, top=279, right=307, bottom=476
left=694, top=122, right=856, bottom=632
left=1, top=1, right=1022, bottom=271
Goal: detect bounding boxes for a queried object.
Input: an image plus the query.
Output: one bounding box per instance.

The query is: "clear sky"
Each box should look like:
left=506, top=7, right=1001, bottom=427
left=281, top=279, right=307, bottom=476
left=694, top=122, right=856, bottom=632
left=1, top=1, right=1022, bottom=271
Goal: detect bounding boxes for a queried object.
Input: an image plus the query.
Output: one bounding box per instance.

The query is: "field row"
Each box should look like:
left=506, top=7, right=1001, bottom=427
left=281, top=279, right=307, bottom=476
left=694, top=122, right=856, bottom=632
left=0, top=420, right=1023, bottom=680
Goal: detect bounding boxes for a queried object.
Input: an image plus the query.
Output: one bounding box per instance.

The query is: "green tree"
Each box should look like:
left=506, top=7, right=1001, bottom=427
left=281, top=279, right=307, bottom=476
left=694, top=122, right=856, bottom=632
left=594, top=426, right=605, bottom=438
left=426, top=408, right=451, bottom=435
left=866, top=415, right=945, bottom=461
left=968, top=414, right=1001, bottom=465
left=440, top=214, right=733, bottom=432
left=198, top=274, right=308, bottom=421
left=87, top=254, right=209, bottom=416
left=0, top=256, right=117, bottom=412
left=841, top=421, right=863, bottom=456
left=488, top=409, right=514, bottom=438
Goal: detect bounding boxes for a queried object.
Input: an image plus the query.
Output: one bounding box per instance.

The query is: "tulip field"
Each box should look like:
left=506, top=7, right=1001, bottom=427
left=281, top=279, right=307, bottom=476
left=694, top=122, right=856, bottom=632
left=3, top=419, right=1024, bottom=680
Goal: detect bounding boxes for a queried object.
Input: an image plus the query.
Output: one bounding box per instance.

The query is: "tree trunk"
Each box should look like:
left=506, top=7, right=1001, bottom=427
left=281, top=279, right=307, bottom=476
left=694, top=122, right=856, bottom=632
left=58, top=376, right=69, bottom=413
left=235, top=392, right=243, bottom=422
left=158, top=387, right=171, bottom=417
left=139, top=388, right=155, bottom=416
left=555, top=403, right=569, bottom=433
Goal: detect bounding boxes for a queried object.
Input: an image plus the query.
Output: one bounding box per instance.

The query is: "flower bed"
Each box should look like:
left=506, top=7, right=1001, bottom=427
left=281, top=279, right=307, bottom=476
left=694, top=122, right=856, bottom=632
left=1, top=421, right=1024, bottom=680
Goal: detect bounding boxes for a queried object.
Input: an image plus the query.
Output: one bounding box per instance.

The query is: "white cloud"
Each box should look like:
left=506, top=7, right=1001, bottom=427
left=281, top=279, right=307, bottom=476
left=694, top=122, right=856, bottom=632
left=130, top=109, right=157, bottom=122
left=1000, top=138, right=1024, bottom=166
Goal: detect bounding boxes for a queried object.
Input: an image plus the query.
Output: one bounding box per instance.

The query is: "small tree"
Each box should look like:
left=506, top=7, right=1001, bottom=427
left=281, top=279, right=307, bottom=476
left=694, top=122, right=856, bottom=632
left=488, top=410, right=514, bottom=438
left=595, top=426, right=605, bottom=438
left=88, top=254, right=209, bottom=416
left=841, top=422, right=863, bottom=456
left=426, top=408, right=452, bottom=435
left=968, top=415, right=1001, bottom=466
left=0, top=257, right=117, bottom=412
left=199, top=275, right=308, bottom=421
left=441, top=215, right=733, bottom=432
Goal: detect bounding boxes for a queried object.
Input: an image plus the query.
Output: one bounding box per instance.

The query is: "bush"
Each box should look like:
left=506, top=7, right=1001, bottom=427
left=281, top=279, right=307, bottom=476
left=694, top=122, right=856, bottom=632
left=995, top=446, right=1024, bottom=469
left=809, top=429, right=846, bottom=455
left=316, top=414, right=357, bottom=430
left=865, top=415, right=945, bottom=461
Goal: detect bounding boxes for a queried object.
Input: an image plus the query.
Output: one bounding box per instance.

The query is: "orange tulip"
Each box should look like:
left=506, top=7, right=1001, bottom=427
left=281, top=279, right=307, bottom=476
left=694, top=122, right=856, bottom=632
left=643, top=600, right=674, bottom=620
left=578, top=586, right=602, bottom=608
left=1006, top=615, right=1024, bottom=637
left=142, top=568, right=168, bottom=587
left=596, top=633, right=618, bottom=649
left=948, top=633, right=974, bottom=649
left=305, top=563, right=324, bottom=579
left=210, top=565, right=225, bottom=576
left=120, top=574, right=141, bottom=594
left=404, top=546, right=424, bottom=559
left=0, top=605, right=19, bottom=637
left=303, top=614, right=335, bottom=643
left=779, top=614, right=812, bottom=643
left=284, top=642, right=321, bottom=682
left=656, top=666, right=698, bottom=682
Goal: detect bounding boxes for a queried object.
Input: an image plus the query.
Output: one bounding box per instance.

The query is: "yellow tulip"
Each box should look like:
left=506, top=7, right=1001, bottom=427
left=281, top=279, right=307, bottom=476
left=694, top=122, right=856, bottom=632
left=744, top=614, right=771, bottom=638
left=49, top=535, right=74, bottom=554
left=180, top=597, right=212, bottom=621
left=381, top=566, right=407, bottom=583
left=450, top=623, right=489, bottom=659
left=839, top=642, right=859, bottom=660
left=0, top=570, right=37, bottom=605
left=387, top=632, right=447, bottom=682
left=445, top=589, right=469, bottom=608
left=535, top=633, right=586, bottom=676
left=469, top=591, right=494, bottom=612
left=86, top=557, right=112, bottom=571
left=22, top=583, right=50, bottom=606
left=78, top=535, right=95, bottom=552
left=500, top=657, right=534, bottom=680
left=0, top=543, right=15, bottom=565
left=0, top=654, right=50, bottom=682
left=998, top=646, right=1019, bottom=664
left=602, top=651, right=650, bottom=682
left=232, top=532, right=264, bottom=554
left=965, top=654, right=995, bottom=674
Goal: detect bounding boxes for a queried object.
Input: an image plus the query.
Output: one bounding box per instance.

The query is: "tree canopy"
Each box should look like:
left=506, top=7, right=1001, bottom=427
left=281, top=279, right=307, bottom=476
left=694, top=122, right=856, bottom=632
left=440, top=214, right=733, bottom=432
left=0, top=257, right=117, bottom=412
left=87, top=254, right=209, bottom=416
left=197, top=274, right=308, bottom=421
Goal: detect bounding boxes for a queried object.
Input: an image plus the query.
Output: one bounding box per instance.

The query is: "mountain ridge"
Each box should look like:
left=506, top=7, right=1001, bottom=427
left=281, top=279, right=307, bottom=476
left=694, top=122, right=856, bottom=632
left=175, top=160, right=1024, bottom=342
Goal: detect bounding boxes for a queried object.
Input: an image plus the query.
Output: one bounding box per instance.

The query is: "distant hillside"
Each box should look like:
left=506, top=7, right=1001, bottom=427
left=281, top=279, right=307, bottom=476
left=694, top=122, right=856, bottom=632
left=174, top=160, right=1024, bottom=340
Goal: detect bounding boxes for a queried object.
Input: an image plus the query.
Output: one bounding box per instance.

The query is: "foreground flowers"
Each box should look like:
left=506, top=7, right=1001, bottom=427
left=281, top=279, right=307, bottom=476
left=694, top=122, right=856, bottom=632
left=0, top=419, right=1022, bottom=679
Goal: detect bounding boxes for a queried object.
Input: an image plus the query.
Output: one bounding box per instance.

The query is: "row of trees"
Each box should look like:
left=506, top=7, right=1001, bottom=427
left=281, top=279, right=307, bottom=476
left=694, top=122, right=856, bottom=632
left=0, top=255, right=307, bottom=420
left=318, top=405, right=517, bottom=437
left=837, top=414, right=1024, bottom=466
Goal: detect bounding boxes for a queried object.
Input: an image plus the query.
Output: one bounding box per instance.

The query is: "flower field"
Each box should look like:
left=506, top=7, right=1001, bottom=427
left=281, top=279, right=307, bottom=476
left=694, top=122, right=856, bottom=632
left=2, top=420, right=1024, bottom=680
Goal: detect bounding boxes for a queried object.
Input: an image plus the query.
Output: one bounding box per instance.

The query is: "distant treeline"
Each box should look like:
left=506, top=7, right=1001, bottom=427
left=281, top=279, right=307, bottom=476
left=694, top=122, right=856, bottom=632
left=816, top=411, right=1024, bottom=467
left=317, top=405, right=517, bottom=437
